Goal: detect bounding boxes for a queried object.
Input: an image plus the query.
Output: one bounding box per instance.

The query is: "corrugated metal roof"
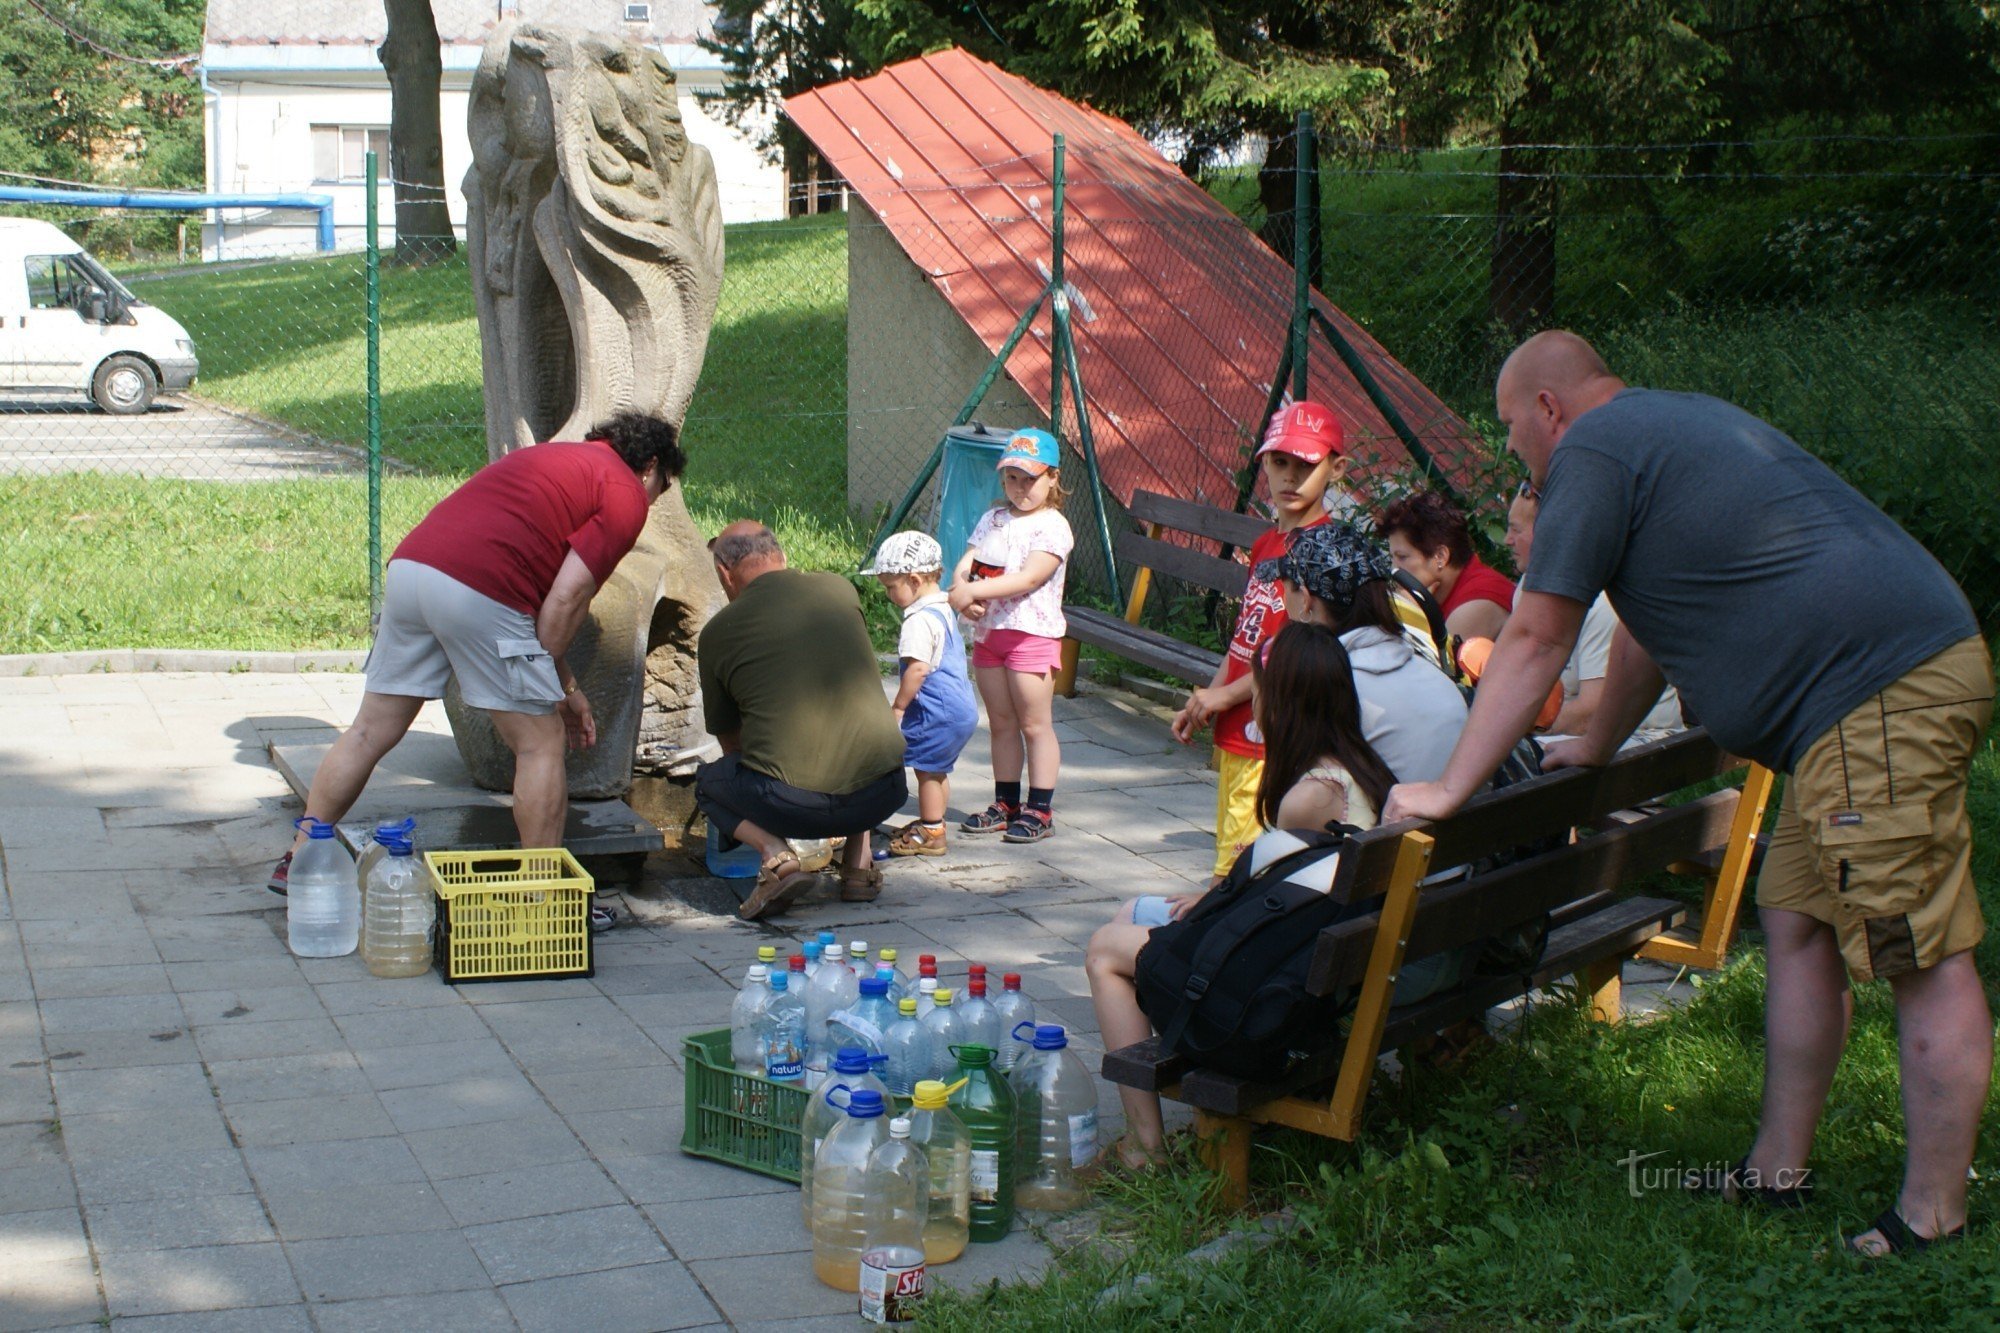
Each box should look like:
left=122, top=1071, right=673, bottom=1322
left=785, top=49, right=1486, bottom=510
left=203, top=0, right=714, bottom=48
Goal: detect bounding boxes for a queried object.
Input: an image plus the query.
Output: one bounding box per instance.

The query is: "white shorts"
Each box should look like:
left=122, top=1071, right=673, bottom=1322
left=364, top=560, right=564, bottom=715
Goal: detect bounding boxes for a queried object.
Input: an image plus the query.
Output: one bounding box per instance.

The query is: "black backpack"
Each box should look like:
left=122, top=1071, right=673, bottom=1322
left=1134, top=826, right=1374, bottom=1083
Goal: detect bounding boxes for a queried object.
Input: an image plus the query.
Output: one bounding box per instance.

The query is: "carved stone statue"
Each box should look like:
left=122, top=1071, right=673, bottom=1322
left=448, top=22, right=727, bottom=798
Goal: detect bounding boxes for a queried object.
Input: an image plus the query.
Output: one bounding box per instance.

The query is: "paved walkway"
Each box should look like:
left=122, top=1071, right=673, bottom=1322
left=0, top=399, right=360, bottom=480
left=0, top=669, right=1221, bottom=1331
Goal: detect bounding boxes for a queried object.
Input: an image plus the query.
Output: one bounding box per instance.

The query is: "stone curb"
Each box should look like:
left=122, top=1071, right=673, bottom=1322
left=0, top=648, right=368, bottom=677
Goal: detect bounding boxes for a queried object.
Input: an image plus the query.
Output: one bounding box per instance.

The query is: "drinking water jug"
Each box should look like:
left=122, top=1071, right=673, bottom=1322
left=811, top=1087, right=896, bottom=1290
left=360, top=830, right=431, bottom=978
left=921, top=989, right=964, bottom=1081
left=1008, top=1024, right=1099, bottom=1211
left=760, top=971, right=806, bottom=1084
left=354, top=816, right=415, bottom=894
left=947, top=1044, right=1016, bottom=1242
left=287, top=818, right=358, bottom=958
left=907, top=1079, right=971, bottom=1264
left=706, top=821, right=761, bottom=878
left=801, top=1047, right=892, bottom=1228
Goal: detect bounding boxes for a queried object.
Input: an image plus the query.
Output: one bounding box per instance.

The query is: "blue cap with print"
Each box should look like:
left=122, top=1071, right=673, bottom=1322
left=996, top=428, right=1061, bottom=475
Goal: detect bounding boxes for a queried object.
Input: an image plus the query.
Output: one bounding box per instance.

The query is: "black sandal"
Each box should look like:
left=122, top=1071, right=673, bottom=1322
left=1849, top=1207, right=1965, bottom=1257
left=1689, top=1155, right=1814, bottom=1210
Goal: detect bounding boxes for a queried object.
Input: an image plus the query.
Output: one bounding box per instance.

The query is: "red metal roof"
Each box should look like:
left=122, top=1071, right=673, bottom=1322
left=784, top=49, right=1487, bottom=511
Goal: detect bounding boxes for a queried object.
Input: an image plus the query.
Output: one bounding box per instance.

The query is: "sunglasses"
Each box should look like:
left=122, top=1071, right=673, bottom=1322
left=1515, top=478, right=1540, bottom=502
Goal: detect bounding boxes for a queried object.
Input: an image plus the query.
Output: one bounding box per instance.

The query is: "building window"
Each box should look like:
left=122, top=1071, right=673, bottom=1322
left=311, top=125, right=391, bottom=183
left=624, top=3, right=651, bottom=20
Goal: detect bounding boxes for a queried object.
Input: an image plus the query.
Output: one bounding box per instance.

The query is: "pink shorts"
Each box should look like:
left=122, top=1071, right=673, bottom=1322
left=971, top=628, right=1065, bottom=674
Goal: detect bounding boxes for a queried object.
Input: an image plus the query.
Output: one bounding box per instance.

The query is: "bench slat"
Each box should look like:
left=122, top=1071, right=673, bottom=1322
left=1174, top=896, right=1686, bottom=1115
left=1127, top=490, right=1271, bottom=550
left=1100, top=1036, right=1191, bottom=1091
left=1064, top=607, right=1222, bottom=683
left=1115, top=530, right=1250, bottom=599
left=1306, top=790, right=1739, bottom=995
left=1327, top=731, right=1735, bottom=904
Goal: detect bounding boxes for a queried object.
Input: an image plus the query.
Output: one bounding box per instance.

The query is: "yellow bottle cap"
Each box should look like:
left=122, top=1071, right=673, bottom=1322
left=880, top=947, right=898, bottom=962
left=898, top=997, right=917, bottom=1016
left=934, top=988, right=953, bottom=1006
left=756, top=946, right=776, bottom=962
left=911, top=1077, right=968, bottom=1109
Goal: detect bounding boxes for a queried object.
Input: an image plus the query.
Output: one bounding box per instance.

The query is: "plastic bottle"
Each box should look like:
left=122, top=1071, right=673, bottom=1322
left=806, top=942, right=861, bottom=1088
left=847, top=940, right=872, bottom=976
left=880, top=998, right=933, bottom=1097
left=907, top=1079, right=971, bottom=1264
left=790, top=837, right=835, bottom=872
left=947, top=1044, right=1016, bottom=1242
left=287, top=818, right=359, bottom=958
left=916, top=977, right=938, bottom=1013
left=990, top=973, right=1036, bottom=1073
left=1008, top=1024, right=1099, bottom=1211
left=811, top=1087, right=896, bottom=1290
left=921, top=989, right=965, bottom=1081
left=875, top=948, right=912, bottom=1001
left=743, top=944, right=779, bottom=990
left=802, top=939, right=826, bottom=979
left=956, top=973, right=1002, bottom=1056
left=360, top=831, right=431, bottom=978
left=859, top=1117, right=929, bottom=1323
left=354, top=816, right=415, bottom=895
left=828, top=976, right=899, bottom=1057
left=706, top=821, right=763, bottom=878
left=801, top=1047, right=894, bottom=1228
left=760, top=971, right=807, bottom=1085
left=732, top=963, right=773, bottom=1072
left=788, top=952, right=809, bottom=988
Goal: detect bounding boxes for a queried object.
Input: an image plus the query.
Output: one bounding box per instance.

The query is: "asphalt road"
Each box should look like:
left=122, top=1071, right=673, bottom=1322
left=0, top=393, right=362, bottom=479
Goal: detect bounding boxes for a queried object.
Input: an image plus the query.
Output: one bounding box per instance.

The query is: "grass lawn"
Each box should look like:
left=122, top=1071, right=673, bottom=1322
left=925, top=711, right=2000, bottom=1328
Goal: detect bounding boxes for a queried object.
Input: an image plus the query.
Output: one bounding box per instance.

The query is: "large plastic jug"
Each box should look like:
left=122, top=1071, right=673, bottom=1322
left=947, top=1044, right=1016, bottom=1241
left=990, top=973, right=1036, bottom=1072
left=288, top=818, right=358, bottom=958
left=360, top=831, right=431, bottom=978
left=706, top=821, right=761, bottom=878
left=354, top=816, right=416, bottom=895
left=859, top=1117, right=929, bottom=1323
left=828, top=976, right=899, bottom=1057
left=907, top=1079, right=970, bottom=1264
left=880, top=998, right=932, bottom=1096
left=801, top=1048, right=892, bottom=1228
left=1008, top=1024, right=1099, bottom=1211
left=812, top=1087, right=896, bottom=1290
left=731, top=964, right=773, bottom=1072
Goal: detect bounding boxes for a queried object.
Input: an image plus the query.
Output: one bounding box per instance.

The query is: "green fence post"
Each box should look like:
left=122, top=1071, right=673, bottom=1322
left=365, top=151, right=383, bottom=618
left=1291, top=112, right=1312, bottom=403
left=1048, top=135, right=1066, bottom=443
left=1047, top=132, right=1121, bottom=606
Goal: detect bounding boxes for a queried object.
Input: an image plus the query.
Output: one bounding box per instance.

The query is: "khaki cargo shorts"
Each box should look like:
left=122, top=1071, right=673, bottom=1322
left=1756, top=635, right=1994, bottom=981
left=364, top=560, right=565, bottom=715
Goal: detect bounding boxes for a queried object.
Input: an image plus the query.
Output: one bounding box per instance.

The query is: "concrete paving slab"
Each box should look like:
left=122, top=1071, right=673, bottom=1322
left=30, top=963, right=175, bottom=1000
left=206, top=1051, right=371, bottom=1106
left=286, top=1229, right=494, bottom=1302
left=100, top=1243, right=302, bottom=1317
left=0, top=1257, right=103, bottom=1332
left=307, top=1289, right=519, bottom=1333
left=432, top=1160, right=629, bottom=1228
left=259, top=1180, right=456, bottom=1243
left=464, top=1203, right=674, bottom=1283
left=0, top=1161, right=79, bottom=1216
left=642, top=1189, right=810, bottom=1262
left=224, top=1091, right=400, bottom=1147
left=685, top=1253, right=857, bottom=1324
left=499, top=1260, right=722, bottom=1333
left=113, top=1306, right=315, bottom=1333
left=84, top=1192, right=275, bottom=1253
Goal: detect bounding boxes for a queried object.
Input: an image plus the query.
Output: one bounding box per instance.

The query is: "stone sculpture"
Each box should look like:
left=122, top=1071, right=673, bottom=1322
left=449, top=22, right=727, bottom=798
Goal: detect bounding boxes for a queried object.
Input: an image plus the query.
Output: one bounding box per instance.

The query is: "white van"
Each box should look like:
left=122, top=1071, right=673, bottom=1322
left=0, top=217, right=198, bottom=414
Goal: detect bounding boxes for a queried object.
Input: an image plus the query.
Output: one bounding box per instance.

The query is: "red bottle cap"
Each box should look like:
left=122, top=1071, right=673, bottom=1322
left=919, top=958, right=937, bottom=977
left=968, top=977, right=987, bottom=997
left=968, top=963, right=987, bottom=977
left=788, top=953, right=806, bottom=972
left=1002, top=972, right=1022, bottom=990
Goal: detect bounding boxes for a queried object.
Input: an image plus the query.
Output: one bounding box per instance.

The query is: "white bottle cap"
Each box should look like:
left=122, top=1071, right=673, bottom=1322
left=747, top=964, right=769, bottom=982
left=889, top=1116, right=911, bottom=1137
left=918, top=978, right=937, bottom=994
left=850, top=940, right=869, bottom=956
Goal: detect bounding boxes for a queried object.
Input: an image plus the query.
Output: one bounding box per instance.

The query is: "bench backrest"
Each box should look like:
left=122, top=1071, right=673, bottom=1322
left=1116, top=490, right=1267, bottom=599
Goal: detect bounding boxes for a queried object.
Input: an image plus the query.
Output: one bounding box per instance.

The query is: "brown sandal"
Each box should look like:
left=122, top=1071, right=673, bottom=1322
left=838, top=865, right=884, bottom=903
left=888, top=821, right=947, bottom=858
left=736, top=855, right=822, bottom=920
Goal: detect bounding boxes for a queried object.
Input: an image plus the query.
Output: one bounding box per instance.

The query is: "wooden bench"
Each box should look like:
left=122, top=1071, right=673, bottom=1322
left=1101, top=728, right=1776, bottom=1208
left=1052, top=489, right=1446, bottom=697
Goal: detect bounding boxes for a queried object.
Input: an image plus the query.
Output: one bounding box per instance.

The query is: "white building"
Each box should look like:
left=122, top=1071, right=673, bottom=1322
left=200, top=0, right=785, bottom=257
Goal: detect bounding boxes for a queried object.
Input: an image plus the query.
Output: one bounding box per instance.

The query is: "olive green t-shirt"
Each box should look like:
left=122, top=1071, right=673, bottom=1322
left=698, top=569, right=906, bottom=794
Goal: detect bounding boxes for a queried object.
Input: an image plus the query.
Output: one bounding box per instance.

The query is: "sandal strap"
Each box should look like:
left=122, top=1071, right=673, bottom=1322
left=1863, top=1208, right=1958, bottom=1253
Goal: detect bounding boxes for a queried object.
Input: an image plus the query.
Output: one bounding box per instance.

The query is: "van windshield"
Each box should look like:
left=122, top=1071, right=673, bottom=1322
left=70, top=251, right=139, bottom=304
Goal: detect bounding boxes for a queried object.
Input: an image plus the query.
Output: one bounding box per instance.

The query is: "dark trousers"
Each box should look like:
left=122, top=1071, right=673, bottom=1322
left=695, top=753, right=907, bottom=844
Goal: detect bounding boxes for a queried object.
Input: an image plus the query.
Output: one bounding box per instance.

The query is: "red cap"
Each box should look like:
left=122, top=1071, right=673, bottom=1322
left=1002, top=972, right=1022, bottom=990
left=968, top=976, right=987, bottom=997
left=788, top=954, right=806, bottom=972
left=919, top=957, right=937, bottom=977
left=968, top=963, right=987, bottom=977
left=1255, top=400, right=1343, bottom=464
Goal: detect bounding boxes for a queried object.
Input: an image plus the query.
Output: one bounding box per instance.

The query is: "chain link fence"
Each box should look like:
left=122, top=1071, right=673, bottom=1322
left=3, top=129, right=1994, bottom=658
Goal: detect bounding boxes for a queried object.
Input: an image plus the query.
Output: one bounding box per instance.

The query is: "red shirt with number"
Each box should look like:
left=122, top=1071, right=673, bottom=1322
left=1213, top=517, right=1327, bottom=757
left=392, top=440, right=650, bottom=616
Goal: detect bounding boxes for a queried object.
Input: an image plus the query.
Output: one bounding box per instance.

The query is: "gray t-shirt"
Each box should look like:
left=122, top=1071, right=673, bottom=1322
left=1522, top=389, right=1976, bottom=770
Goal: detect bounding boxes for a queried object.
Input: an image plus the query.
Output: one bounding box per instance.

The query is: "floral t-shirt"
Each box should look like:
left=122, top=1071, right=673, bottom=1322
left=964, top=506, right=1073, bottom=640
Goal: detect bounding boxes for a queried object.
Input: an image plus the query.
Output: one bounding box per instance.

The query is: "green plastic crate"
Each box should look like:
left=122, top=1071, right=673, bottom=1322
left=680, top=1029, right=809, bottom=1183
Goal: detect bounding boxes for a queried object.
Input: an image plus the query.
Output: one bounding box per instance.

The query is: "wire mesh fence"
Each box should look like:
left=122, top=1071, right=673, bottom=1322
left=3, top=128, right=1995, bottom=658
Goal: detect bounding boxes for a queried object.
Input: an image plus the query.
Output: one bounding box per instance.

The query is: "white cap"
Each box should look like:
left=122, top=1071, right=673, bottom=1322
left=850, top=940, right=869, bottom=956
left=747, top=964, right=769, bottom=982
left=861, top=530, right=944, bottom=576
left=918, top=978, right=937, bottom=994
left=889, top=1116, right=912, bottom=1137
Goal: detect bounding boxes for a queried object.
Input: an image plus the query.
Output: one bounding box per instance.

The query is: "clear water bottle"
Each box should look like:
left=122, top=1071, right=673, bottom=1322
left=1008, top=1024, right=1099, bottom=1211
left=859, top=1117, right=929, bottom=1323
left=706, top=821, right=761, bottom=878
left=801, top=1048, right=893, bottom=1228
left=921, top=989, right=965, bottom=1082
left=790, top=837, right=835, bottom=872
left=354, top=816, right=415, bottom=895
left=956, top=974, right=1002, bottom=1055
left=829, top=976, right=899, bottom=1057
left=947, top=1044, right=1016, bottom=1242
left=847, top=940, right=872, bottom=975
left=875, top=948, right=912, bottom=1001
left=880, top=998, right=933, bottom=1096
left=360, top=831, right=431, bottom=978
left=908, top=1079, right=970, bottom=1264
left=742, top=944, right=779, bottom=990
left=990, top=972, right=1036, bottom=1073
left=788, top=952, right=808, bottom=989
left=806, top=941, right=860, bottom=1088
left=760, top=971, right=807, bottom=1085
left=811, top=1087, right=896, bottom=1291
left=802, top=939, right=826, bottom=979
left=915, top=977, right=938, bottom=1012
left=731, top=963, right=773, bottom=1073
left=288, top=818, right=358, bottom=958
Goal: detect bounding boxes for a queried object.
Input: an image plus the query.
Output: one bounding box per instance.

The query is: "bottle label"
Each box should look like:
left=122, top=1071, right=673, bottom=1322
left=969, top=1148, right=1001, bottom=1202
left=829, top=1009, right=885, bottom=1050
left=1068, top=1110, right=1100, bottom=1168
left=859, top=1249, right=925, bottom=1324
left=766, top=1030, right=804, bottom=1082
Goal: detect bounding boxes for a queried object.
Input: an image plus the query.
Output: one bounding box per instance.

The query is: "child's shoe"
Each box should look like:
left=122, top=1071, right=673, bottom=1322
left=1001, top=809, right=1055, bottom=843
left=889, top=821, right=948, bottom=857
left=960, top=802, right=1017, bottom=834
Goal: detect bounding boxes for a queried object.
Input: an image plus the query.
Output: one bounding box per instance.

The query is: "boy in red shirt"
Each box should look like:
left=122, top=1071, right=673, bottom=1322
left=1171, top=401, right=1346, bottom=884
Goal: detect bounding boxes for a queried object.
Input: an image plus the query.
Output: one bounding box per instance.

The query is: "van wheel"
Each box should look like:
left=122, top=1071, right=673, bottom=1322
left=92, top=355, right=157, bottom=415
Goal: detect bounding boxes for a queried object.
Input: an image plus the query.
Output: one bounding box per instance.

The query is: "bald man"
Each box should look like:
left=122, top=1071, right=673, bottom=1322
left=1384, top=330, right=1991, bottom=1257
left=697, top=521, right=907, bottom=920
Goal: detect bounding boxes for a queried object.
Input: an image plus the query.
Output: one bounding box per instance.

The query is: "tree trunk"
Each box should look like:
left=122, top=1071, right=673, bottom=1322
left=378, top=0, right=457, bottom=266
left=1489, top=117, right=1556, bottom=340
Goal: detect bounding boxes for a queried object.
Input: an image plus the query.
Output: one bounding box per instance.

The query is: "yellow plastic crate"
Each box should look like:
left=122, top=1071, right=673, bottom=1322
left=423, top=848, right=595, bottom=983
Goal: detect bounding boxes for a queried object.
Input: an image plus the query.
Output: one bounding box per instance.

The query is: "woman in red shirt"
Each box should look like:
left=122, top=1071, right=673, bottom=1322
left=1377, top=490, right=1515, bottom=642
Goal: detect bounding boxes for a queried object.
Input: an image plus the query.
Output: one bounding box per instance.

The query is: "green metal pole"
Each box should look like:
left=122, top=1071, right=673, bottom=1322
left=1058, top=319, right=1121, bottom=608
left=1291, top=112, right=1311, bottom=402
left=365, top=150, right=383, bottom=618
left=1047, top=132, right=1120, bottom=605
left=1048, top=135, right=1066, bottom=441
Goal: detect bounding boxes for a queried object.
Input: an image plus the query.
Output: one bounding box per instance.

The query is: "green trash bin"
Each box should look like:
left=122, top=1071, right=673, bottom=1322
left=929, top=422, right=1013, bottom=588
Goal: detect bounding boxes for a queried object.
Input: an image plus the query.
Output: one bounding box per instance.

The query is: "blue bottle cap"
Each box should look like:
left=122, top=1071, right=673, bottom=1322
left=1032, top=1023, right=1067, bottom=1050
left=769, top=972, right=789, bottom=992
left=374, top=817, right=415, bottom=840
left=845, top=1089, right=886, bottom=1117
left=831, top=1046, right=871, bottom=1074
left=803, top=941, right=823, bottom=960
left=817, top=930, right=837, bottom=946
left=381, top=834, right=414, bottom=856
left=858, top=976, right=889, bottom=997
left=300, top=818, right=335, bottom=839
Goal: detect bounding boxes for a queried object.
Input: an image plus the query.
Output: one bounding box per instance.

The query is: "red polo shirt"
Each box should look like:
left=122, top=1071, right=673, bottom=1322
left=1441, top=553, right=1517, bottom=621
